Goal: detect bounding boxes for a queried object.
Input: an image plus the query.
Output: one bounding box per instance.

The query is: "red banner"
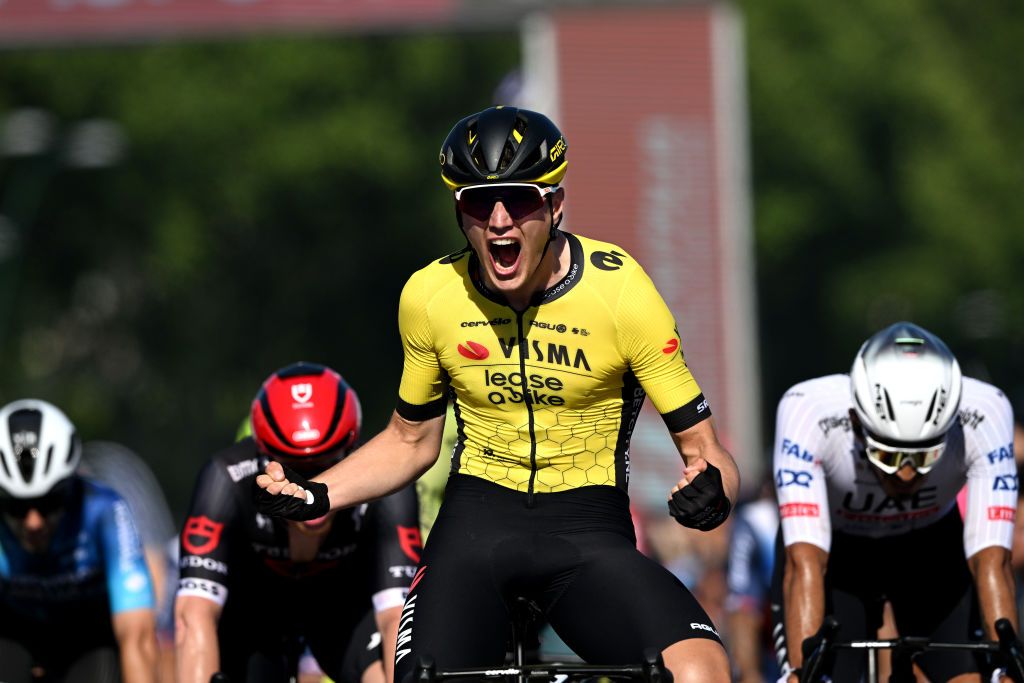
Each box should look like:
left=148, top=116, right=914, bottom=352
left=0, top=0, right=456, bottom=44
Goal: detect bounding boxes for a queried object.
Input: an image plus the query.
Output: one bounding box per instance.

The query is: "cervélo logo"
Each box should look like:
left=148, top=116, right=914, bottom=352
left=457, top=341, right=489, bottom=360
left=461, top=318, right=511, bottom=328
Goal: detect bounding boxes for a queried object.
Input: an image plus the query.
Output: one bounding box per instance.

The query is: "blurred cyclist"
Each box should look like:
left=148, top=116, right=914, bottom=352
left=81, top=441, right=179, bottom=682
left=255, top=107, right=738, bottom=682
left=773, top=322, right=1017, bottom=682
left=0, top=398, right=158, bottom=683
left=725, top=479, right=780, bottom=683
left=174, top=362, right=420, bottom=683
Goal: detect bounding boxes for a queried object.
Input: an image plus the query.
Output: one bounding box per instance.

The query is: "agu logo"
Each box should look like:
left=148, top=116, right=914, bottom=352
left=457, top=341, right=489, bottom=360
left=183, top=516, right=225, bottom=555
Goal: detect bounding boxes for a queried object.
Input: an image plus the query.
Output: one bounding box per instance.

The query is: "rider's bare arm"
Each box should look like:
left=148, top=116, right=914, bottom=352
left=969, top=545, right=1018, bottom=639
left=257, top=411, right=445, bottom=511
left=376, top=605, right=402, bottom=683
left=783, top=542, right=828, bottom=676
left=175, top=595, right=222, bottom=683
left=112, top=607, right=158, bottom=683
left=670, top=417, right=740, bottom=504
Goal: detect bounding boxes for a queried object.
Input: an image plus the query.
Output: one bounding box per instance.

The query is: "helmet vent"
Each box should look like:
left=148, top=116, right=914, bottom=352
left=471, top=145, right=489, bottom=173
left=519, top=145, right=543, bottom=173
left=498, top=141, right=517, bottom=172
left=924, top=390, right=938, bottom=424
left=882, top=388, right=896, bottom=421
left=42, top=444, right=54, bottom=477
left=447, top=151, right=469, bottom=175
left=0, top=449, right=11, bottom=480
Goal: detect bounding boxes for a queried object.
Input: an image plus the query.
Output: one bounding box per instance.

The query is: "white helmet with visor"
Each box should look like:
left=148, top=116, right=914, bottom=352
left=850, top=322, right=962, bottom=474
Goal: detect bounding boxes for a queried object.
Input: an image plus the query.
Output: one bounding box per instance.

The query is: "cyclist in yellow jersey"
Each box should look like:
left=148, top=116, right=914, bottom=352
left=256, top=106, right=740, bottom=682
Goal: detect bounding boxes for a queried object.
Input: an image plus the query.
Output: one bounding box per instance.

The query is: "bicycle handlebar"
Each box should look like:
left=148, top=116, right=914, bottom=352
left=414, top=648, right=672, bottom=683
left=798, top=617, right=1024, bottom=683
left=996, top=618, right=1024, bottom=683
left=799, top=616, right=839, bottom=683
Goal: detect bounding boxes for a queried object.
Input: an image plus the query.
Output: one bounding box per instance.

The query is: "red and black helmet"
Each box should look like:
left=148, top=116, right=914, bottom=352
left=250, top=362, right=361, bottom=468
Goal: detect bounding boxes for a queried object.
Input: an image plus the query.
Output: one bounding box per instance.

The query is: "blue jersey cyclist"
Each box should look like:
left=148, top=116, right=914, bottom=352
left=255, top=107, right=740, bottom=683
left=0, top=398, right=158, bottom=683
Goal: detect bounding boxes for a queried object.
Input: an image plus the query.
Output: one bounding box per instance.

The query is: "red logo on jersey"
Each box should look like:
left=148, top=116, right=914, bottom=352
left=457, top=341, right=489, bottom=360
left=780, top=503, right=820, bottom=518
left=182, top=516, right=224, bottom=555
left=397, top=525, right=422, bottom=563
left=988, top=506, right=1016, bottom=522
left=662, top=338, right=679, bottom=354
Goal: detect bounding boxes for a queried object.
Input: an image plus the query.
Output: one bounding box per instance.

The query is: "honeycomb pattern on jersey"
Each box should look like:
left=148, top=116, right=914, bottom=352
left=459, top=403, right=626, bottom=493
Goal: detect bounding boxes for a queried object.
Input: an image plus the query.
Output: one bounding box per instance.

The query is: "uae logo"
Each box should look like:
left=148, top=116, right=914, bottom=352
left=291, top=383, right=313, bottom=404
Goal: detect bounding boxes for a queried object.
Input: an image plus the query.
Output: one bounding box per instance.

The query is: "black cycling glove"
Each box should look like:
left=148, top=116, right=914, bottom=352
left=667, top=461, right=732, bottom=531
left=253, top=463, right=330, bottom=521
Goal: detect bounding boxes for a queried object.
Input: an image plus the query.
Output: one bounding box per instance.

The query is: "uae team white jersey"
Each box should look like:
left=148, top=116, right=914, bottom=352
left=773, top=374, right=1016, bottom=558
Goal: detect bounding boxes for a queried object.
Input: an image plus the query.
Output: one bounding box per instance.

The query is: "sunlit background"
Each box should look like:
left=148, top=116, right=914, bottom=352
left=1, top=0, right=1022, bottom=519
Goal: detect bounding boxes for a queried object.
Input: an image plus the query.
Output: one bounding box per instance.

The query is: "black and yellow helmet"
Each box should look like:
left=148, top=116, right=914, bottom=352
left=439, top=106, right=568, bottom=191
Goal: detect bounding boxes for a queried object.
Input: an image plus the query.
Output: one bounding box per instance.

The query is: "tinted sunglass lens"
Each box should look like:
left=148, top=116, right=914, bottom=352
left=459, top=187, right=544, bottom=221
left=0, top=494, right=65, bottom=518
left=502, top=188, right=545, bottom=218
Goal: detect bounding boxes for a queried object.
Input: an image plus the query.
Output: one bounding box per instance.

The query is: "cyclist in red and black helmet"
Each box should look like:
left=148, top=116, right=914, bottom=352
left=250, top=362, right=363, bottom=474
left=176, top=362, right=420, bottom=683
left=257, top=108, right=738, bottom=682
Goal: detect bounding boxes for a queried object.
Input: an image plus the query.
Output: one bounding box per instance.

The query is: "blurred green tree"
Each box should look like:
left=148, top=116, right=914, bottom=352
left=743, top=0, right=1024, bottom=435
left=0, top=34, right=518, bottom=515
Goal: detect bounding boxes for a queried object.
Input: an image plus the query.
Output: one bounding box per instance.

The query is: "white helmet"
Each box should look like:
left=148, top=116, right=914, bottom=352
left=850, top=322, right=962, bottom=473
left=0, top=399, right=82, bottom=498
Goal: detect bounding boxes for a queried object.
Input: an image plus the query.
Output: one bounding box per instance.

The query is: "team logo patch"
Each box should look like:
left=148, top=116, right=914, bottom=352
left=182, top=515, right=225, bottom=555
left=780, top=503, right=819, bottom=518
left=397, top=525, right=423, bottom=563
left=291, top=383, right=313, bottom=404
left=988, top=506, right=1015, bottom=522
left=457, top=341, right=489, bottom=360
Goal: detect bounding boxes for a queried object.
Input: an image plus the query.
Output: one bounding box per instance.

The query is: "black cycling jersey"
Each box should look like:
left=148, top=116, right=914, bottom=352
left=178, top=438, right=420, bottom=681
left=393, top=475, right=720, bottom=683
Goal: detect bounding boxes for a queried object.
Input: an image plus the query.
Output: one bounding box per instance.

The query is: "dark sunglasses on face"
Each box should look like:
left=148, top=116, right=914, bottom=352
left=0, top=490, right=69, bottom=519
left=454, top=183, right=558, bottom=222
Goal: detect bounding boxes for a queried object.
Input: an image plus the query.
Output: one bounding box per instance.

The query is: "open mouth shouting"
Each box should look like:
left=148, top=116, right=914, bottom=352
left=488, top=237, right=522, bottom=276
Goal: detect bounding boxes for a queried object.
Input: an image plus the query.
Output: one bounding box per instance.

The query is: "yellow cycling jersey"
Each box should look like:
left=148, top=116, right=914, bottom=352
left=396, top=232, right=710, bottom=495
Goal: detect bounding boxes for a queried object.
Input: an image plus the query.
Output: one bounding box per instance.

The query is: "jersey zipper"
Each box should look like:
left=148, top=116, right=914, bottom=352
left=515, top=311, right=539, bottom=507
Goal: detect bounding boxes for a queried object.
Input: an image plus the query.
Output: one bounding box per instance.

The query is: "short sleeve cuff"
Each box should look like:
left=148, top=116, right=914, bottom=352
left=396, top=396, right=447, bottom=421
left=661, top=393, right=711, bottom=433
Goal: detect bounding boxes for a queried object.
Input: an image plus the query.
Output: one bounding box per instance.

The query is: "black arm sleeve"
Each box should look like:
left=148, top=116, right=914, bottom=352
left=177, top=459, right=241, bottom=606
left=366, top=483, right=422, bottom=597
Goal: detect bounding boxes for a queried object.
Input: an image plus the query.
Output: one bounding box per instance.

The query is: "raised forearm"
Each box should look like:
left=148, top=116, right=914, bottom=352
left=318, top=412, right=442, bottom=511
